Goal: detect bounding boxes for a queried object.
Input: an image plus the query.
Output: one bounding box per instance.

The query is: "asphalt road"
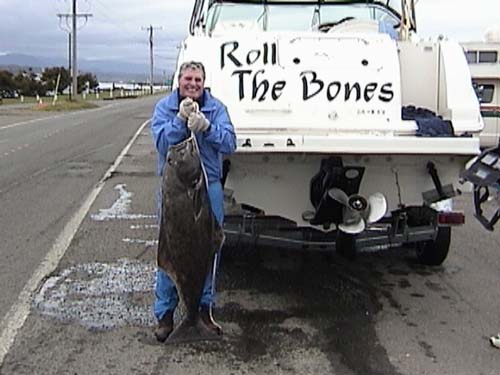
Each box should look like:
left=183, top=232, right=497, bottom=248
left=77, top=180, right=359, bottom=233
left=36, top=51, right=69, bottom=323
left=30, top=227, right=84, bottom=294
left=0, top=100, right=500, bottom=374
left=0, top=97, right=158, bottom=324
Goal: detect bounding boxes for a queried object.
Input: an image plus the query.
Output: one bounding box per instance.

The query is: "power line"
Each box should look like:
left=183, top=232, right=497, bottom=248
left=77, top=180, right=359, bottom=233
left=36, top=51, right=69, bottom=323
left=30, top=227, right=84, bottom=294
left=91, top=0, right=142, bottom=40
left=141, top=25, right=162, bottom=94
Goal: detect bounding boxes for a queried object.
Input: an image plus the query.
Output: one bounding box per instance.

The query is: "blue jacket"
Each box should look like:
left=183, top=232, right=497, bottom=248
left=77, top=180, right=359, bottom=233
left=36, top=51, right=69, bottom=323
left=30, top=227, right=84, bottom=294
left=151, top=89, right=237, bottom=183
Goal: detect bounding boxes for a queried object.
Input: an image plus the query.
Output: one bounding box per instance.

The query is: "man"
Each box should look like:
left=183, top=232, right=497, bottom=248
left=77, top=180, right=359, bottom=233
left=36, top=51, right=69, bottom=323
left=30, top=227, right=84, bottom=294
left=150, top=61, right=237, bottom=342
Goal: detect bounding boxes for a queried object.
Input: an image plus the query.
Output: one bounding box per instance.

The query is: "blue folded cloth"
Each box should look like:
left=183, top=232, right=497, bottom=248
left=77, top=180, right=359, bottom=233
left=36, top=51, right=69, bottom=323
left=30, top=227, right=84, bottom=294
left=402, top=105, right=454, bottom=137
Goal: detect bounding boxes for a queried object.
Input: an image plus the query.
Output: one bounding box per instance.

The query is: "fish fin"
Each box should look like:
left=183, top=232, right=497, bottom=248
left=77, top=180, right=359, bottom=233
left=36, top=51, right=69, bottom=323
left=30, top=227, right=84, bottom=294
left=157, top=233, right=176, bottom=277
left=157, top=256, right=175, bottom=278
left=192, top=185, right=204, bottom=222
left=166, top=317, right=221, bottom=344
left=191, top=134, right=210, bottom=223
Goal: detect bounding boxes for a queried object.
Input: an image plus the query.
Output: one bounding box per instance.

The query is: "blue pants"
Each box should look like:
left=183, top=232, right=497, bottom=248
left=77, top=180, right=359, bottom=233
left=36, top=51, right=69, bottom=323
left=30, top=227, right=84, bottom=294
left=154, top=181, right=224, bottom=321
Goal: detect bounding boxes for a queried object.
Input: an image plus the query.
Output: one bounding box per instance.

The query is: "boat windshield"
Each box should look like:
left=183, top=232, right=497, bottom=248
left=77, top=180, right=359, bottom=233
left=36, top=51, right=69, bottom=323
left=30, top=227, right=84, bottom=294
left=205, top=1, right=401, bottom=33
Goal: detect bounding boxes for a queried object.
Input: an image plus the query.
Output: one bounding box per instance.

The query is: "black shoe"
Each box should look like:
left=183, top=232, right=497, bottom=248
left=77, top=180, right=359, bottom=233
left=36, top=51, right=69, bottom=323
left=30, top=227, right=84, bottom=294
left=200, top=306, right=222, bottom=336
left=154, top=311, right=174, bottom=343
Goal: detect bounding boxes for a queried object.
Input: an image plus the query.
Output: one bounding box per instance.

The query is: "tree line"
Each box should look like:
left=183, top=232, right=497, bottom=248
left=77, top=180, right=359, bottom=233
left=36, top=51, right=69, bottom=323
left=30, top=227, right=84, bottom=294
left=0, top=67, right=98, bottom=97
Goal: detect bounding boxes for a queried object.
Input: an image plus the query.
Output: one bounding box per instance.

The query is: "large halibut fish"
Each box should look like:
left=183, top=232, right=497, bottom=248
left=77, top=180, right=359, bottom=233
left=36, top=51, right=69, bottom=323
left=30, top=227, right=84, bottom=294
left=157, top=135, right=224, bottom=344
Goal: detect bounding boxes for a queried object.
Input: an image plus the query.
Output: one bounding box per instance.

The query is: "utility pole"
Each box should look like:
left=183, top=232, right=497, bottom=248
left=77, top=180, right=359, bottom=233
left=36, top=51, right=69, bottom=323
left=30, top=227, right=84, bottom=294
left=142, top=25, right=162, bottom=95
left=72, top=0, right=77, bottom=99
left=57, top=0, right=91, bottom=100
left=68, top=32, right=72, bottom=99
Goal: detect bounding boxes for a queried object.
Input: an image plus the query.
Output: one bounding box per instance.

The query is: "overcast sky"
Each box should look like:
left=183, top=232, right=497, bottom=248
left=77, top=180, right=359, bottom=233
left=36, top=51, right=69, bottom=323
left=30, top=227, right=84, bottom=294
left=0, top=0, right=498, bottom=69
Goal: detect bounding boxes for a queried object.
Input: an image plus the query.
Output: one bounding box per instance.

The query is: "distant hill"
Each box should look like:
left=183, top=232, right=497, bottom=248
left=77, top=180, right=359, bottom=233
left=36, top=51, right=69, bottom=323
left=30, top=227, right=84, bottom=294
left=0, top=53, right=173, bottom=83
left=0, top=64, right=43, bottom=74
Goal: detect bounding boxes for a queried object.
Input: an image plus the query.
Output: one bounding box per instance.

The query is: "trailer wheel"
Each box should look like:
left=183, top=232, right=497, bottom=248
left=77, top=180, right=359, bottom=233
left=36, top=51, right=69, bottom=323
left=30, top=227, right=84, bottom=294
left=415, top=227, right=451, bottom=265
left=336, top=232, right=357, bottom=260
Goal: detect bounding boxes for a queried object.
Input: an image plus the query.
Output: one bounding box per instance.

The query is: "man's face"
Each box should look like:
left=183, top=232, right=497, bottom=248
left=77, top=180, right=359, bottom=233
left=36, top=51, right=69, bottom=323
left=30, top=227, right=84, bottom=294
left=179, top=68, right=204, bottom=100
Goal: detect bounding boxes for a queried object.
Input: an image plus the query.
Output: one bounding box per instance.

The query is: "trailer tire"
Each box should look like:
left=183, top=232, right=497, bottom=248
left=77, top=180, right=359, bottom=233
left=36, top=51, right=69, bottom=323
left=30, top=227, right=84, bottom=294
left=415, top=227, right=451, bottom=265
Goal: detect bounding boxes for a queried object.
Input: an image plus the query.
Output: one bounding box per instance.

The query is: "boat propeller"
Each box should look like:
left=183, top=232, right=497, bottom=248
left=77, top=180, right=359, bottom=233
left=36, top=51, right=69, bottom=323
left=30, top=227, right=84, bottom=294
left=328, top=188, right=388, bottom=234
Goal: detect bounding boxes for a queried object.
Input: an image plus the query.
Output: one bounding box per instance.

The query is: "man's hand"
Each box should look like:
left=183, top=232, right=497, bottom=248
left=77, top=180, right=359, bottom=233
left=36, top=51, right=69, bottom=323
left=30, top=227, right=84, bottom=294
left=177, top=97, right=199, bottom=121
left=187, top=112, right=210, bottom=133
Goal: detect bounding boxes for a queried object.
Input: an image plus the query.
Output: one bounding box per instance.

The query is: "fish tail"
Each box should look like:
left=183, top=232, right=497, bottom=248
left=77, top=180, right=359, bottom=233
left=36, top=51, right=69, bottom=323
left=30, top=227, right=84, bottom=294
left=166, top=316, right=221, bottom=344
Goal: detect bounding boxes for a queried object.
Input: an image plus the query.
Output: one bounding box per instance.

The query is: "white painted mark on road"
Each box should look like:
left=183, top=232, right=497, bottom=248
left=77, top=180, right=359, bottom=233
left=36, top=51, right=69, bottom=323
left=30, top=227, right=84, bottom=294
left=33, top=259, right=156, bottom=330
left=0, top=118, right=151, bottom=366
left=130, top=224, right=158, bottom=230
left=0, top=137, right=54, bottom=161
left=91, top=183, right=156, bottom=221
left=0, top=104, right=115, bottom=131
left=0, top=114, right=67, bottom=130
left=0, top=144, right=30, bottom=159
left=122, top=238, right=158, bottom=247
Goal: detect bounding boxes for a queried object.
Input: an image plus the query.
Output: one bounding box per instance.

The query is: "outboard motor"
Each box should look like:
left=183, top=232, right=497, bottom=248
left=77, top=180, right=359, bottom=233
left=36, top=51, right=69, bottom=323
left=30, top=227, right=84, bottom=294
left=305, top=157, right=387, bottom=233
left=306, top=157, right=363, bottom=226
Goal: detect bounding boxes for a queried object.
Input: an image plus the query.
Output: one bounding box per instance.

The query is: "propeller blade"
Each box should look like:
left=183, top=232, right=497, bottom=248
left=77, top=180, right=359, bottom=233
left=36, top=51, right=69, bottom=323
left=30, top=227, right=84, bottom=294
left=339, top=219, right=366, bottom=234
left=328, top=188, right=349, bottom=206
left=365, top=193, right=387, bottom=223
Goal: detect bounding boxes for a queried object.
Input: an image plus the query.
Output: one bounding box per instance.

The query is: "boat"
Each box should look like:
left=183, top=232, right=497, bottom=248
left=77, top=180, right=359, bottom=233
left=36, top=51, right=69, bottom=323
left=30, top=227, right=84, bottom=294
left=172, top=0, right=483, bottom=265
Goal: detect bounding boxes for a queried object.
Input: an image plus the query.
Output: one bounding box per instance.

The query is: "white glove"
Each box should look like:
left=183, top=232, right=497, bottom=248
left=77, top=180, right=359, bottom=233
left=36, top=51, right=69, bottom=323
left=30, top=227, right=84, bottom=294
left=187, top=112, right=210, bottom=133
left=177, top=97, right=199, bottom=121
